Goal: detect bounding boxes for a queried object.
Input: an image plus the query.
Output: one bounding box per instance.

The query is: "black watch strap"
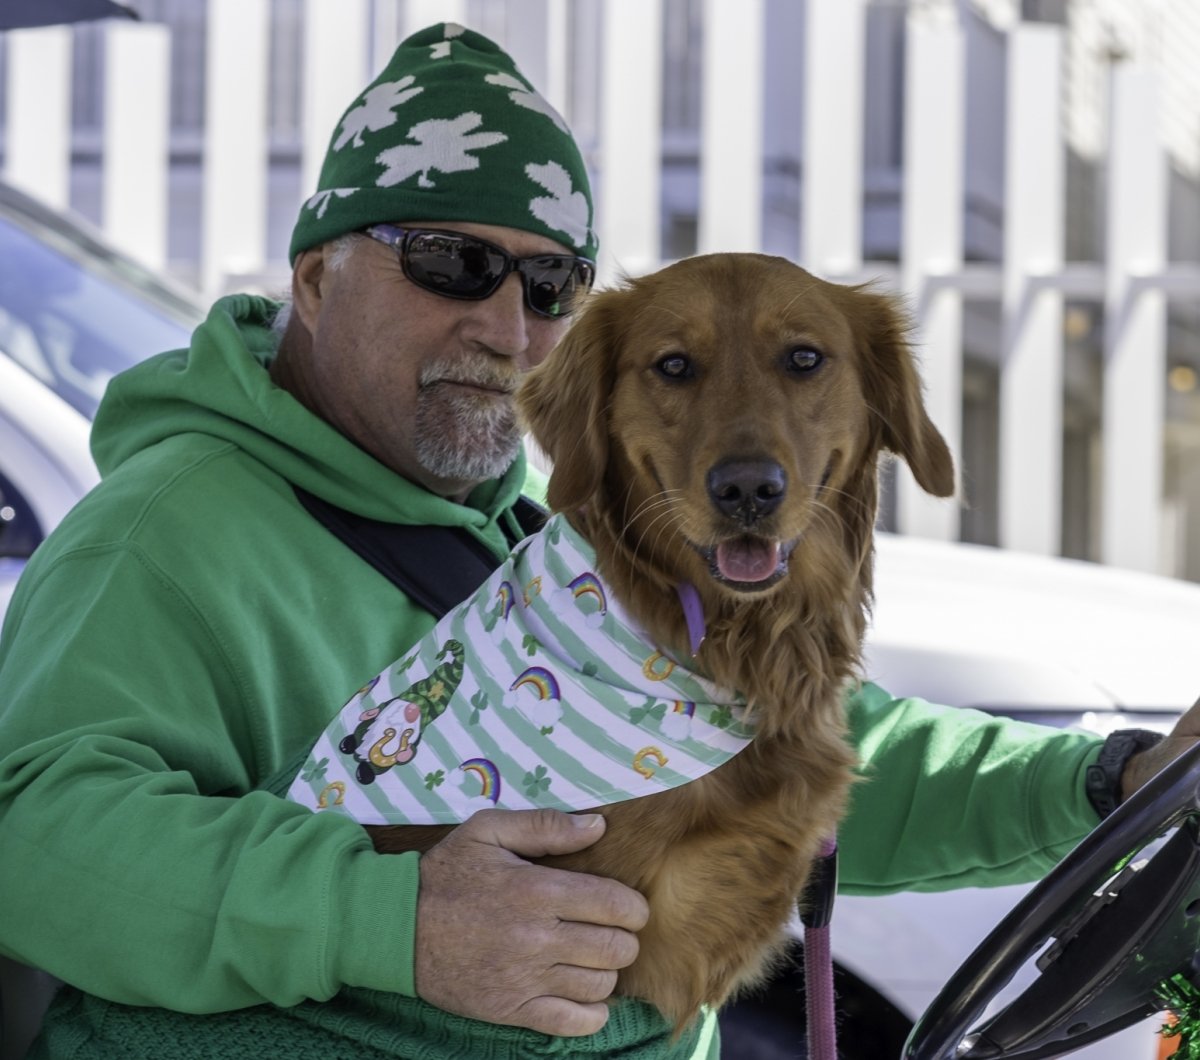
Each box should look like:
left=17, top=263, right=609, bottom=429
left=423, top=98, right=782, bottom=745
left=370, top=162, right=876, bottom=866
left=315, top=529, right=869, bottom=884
left=1085, top=728, right=1164, bottom=819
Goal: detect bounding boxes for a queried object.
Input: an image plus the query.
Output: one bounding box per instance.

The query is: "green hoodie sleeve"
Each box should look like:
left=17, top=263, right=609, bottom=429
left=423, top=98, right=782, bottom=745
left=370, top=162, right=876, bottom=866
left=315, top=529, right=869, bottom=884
left=0, top=540, right=420, bottom=1012
left=837, top=682, right=1104, bottom=895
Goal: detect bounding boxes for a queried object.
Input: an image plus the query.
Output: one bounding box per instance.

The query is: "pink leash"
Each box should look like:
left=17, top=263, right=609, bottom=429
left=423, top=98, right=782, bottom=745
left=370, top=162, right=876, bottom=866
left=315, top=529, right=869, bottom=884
left=803, top=836, right=839, bottom=1060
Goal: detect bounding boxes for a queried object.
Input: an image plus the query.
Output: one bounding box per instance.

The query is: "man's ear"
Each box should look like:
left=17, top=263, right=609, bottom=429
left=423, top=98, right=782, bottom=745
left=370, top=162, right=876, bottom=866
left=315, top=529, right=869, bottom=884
left=291, top=247, right=327, bottom=335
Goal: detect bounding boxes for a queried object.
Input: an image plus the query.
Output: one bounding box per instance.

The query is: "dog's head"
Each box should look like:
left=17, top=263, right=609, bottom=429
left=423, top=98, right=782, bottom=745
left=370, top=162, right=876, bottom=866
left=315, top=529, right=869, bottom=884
left=518, top=253, right=954, bottom=605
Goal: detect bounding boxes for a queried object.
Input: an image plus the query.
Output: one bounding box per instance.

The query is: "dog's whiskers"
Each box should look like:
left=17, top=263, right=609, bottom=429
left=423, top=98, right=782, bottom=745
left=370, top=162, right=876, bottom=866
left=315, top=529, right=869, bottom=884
left=609, top=486, right=689, bottom=603
left=633, top=504, right=688, bottom=567
left=626, top=496, right=685, bottom=556
left=815, top=482, right=875, bottom=520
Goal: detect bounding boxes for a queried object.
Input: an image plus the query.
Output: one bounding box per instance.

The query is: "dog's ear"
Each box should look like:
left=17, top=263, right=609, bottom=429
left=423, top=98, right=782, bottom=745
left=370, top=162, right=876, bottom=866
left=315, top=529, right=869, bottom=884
left=518, top=290, right=622, bottom=513
left=853, top=287, right=956, bottom=498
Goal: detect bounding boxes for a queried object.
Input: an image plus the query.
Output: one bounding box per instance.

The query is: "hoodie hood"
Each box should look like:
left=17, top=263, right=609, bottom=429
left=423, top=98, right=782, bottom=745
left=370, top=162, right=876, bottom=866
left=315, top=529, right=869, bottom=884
left=91, top=293, right=527, bottom=531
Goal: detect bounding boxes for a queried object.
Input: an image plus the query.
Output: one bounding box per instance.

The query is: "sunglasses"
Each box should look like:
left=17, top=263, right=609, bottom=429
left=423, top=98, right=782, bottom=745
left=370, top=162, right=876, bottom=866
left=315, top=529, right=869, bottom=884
left=362, top=224, right=595, bottom=319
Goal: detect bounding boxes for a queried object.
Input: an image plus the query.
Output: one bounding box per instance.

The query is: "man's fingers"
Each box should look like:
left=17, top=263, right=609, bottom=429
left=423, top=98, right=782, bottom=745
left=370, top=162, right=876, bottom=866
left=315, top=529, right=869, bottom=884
left=550, top=921, right=641, bottom=971
left=456, top=808, right=650, bottom=932
left=460, top=806, right=607, bottom=858
left=537, top=868, right=650, bottom=934
left=545, top=965, right=620, bottom=1005
left=517, top=996, right=612, bottom=1038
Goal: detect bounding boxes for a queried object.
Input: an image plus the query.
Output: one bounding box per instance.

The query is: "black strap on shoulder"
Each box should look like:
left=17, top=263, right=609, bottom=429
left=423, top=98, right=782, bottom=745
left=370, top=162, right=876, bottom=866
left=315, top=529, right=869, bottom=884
left=293, top=486, right=547, bottom=619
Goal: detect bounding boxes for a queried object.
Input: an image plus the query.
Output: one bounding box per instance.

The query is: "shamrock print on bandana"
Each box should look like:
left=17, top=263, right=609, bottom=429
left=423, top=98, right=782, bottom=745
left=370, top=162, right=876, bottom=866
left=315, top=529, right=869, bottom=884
left=484, top=72, right=569, bottom=133
left=375, top=112, right=508, bottom=189
left=333, top=77, right=424, bottom=151
left=526, top=161, right=592, bottom=252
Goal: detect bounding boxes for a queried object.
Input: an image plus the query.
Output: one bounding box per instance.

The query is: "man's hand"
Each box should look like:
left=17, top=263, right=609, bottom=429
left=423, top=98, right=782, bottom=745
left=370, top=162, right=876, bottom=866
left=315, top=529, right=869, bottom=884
left=1121, top=696, right=1200, bottom=800
left=414, top=808, right=649, bottom=1036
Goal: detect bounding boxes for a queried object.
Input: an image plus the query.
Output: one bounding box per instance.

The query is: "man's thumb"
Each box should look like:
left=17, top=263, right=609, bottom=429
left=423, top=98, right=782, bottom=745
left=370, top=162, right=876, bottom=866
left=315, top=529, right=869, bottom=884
left=464, top=808, right=607, bottom=858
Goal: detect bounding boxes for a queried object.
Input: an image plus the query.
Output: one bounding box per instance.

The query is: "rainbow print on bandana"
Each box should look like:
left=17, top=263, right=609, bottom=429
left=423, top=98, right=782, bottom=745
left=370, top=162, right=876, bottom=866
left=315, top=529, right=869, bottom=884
left=489, top=580, right=518, bottom=643
left=459, top=757, right=501, bottom=804
left=507, top=665, right=561, bottom=702
left=503, top=665, right=564, bottom=727
left=567, top=571, right=608, bottom=628
left=660, top=699, right=696, bottom=740
left=496, top=581, right=516, bottom=620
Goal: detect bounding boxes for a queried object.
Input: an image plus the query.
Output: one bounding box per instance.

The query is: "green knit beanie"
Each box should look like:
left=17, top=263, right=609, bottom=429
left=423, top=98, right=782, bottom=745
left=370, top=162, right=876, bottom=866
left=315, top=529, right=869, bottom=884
left=289, top=22, right=597, bottom=264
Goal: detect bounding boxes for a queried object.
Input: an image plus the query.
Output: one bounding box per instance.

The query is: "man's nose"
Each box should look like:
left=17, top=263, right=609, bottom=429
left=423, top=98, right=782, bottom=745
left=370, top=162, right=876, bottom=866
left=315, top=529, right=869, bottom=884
left=471, top=272, right=530, bottom=360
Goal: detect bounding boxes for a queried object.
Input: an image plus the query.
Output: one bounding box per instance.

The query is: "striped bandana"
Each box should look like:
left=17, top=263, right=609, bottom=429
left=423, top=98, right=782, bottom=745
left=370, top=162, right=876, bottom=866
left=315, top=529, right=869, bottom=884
left=287, top=514, right=755, bottom=824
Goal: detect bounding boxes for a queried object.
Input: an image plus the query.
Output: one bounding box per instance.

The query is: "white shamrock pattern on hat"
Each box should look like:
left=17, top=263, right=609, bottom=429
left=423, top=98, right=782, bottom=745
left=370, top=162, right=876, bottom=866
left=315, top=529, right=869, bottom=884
left=305, top=187, right=357, bottom=218
left=484, top=72, right=569, bottom=134
left=430, top=23, right=465, bottom=59
left=334, top=77, right=424, bottom=151
left=375, top=112, right=508, bottom=189
left=526, top=161, right=591, bottom=250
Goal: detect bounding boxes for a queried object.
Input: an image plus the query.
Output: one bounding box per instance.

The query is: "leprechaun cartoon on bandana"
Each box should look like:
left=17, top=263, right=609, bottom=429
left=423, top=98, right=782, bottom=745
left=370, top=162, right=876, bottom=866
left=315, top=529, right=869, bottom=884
left=337, top=641, right=466, bottom=785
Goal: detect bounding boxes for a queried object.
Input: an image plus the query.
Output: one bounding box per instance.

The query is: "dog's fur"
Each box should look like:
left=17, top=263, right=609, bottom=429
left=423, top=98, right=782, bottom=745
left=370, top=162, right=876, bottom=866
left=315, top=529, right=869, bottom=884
left=369, top=253, right=954, bottom=1028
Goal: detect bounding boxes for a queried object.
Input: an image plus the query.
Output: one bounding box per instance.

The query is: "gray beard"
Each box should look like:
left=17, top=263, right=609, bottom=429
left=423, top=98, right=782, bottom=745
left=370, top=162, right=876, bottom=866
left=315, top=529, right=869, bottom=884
left=411, top=357, right=523, bottom=483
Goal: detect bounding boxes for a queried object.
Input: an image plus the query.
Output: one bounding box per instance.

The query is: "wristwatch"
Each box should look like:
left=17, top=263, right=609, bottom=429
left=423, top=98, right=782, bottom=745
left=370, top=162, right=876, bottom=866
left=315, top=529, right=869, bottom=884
left=1085, top=728, right=1164, bottom=819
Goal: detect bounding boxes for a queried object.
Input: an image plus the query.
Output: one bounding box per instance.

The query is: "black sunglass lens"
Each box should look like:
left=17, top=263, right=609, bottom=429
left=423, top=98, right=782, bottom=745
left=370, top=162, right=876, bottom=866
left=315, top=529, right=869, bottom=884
left=524, top=259, right=594, bottom=318
left=404, top=233, right=505, bottom=297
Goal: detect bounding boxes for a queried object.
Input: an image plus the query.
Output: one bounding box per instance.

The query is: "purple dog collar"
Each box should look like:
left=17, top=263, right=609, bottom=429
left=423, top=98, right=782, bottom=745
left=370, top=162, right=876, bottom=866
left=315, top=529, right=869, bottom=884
left=676, top=582, right=706, bottom=656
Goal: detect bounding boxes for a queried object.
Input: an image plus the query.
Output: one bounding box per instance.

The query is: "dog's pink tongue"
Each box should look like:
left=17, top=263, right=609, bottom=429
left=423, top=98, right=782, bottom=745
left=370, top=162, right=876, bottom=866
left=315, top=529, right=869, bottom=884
left=715, top=537, right=780, bottom=583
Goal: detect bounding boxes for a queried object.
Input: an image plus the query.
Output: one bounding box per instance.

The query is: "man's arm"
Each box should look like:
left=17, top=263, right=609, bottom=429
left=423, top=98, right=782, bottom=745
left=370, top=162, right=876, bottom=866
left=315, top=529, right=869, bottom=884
left=837, top=682, right=1104, bottom=895
left=0, top=547, right=421, bottom=1010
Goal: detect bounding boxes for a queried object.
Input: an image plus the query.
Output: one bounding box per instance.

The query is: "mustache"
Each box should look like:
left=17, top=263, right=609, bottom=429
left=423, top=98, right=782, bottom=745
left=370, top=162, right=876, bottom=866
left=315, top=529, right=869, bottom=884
left=418, top=355, right=520, bottom=393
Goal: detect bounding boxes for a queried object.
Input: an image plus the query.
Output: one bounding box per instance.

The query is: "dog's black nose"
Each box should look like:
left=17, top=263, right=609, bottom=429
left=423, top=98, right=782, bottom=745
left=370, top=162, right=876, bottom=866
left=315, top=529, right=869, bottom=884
left=707, top=459, right=786, bottom=524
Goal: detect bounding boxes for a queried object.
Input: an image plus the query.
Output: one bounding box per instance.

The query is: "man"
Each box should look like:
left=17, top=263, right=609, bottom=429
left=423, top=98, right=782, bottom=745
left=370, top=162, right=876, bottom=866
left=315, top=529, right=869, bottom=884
left=0, top=21, right=1194, bottom=1060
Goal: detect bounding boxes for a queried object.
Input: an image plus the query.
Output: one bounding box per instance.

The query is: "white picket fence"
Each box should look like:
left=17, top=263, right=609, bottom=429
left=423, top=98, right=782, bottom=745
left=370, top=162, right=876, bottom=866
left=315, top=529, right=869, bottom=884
left=3, top=0, right=1198, bottom=577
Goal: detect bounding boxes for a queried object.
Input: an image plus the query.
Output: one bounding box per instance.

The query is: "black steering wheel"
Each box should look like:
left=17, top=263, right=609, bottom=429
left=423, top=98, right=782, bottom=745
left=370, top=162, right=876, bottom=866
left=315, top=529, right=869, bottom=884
left=903, top=738, right=1200, bottom=1060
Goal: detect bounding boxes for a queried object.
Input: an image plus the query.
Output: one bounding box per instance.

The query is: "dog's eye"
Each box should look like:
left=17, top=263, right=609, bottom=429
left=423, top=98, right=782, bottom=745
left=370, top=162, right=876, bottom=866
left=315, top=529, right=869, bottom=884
left=786, top=347, right=824, bottom=374
left=655, top=354, right=693, bottom=379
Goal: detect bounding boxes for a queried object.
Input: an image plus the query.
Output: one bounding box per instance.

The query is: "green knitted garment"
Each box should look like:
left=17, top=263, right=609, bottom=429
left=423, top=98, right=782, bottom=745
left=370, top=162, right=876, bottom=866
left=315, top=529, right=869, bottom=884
left=32, top=987, right=720, bottom=1059
left=289, top=22, right=596, bottom=263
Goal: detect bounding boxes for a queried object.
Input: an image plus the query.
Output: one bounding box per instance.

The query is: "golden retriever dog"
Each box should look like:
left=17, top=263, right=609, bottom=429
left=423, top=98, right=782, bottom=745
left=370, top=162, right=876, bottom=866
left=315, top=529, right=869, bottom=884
left=368, top=252, right=955, bottom=1028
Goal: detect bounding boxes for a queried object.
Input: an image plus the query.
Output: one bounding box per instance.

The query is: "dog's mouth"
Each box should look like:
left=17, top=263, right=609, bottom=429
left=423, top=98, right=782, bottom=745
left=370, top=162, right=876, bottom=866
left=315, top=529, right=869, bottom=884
left=695, top=535, right=798, bottom=592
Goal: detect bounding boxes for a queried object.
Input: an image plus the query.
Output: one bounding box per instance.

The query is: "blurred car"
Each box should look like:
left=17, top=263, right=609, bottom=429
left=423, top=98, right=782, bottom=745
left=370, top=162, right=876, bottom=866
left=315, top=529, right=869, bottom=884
left=0, top=178, right=203, bottom=615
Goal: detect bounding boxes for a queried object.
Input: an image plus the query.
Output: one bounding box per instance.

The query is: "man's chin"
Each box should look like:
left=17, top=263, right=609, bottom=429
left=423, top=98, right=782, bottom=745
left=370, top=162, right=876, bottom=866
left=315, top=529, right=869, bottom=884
left=413, top=429, right=523, bottom=487
left=412, top=391, right=525, bottom=484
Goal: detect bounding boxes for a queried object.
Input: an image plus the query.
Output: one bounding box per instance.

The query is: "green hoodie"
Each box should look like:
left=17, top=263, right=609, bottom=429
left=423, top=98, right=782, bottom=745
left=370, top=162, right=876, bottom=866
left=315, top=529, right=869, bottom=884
left=0, top=295, right=1103, bottom=1057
